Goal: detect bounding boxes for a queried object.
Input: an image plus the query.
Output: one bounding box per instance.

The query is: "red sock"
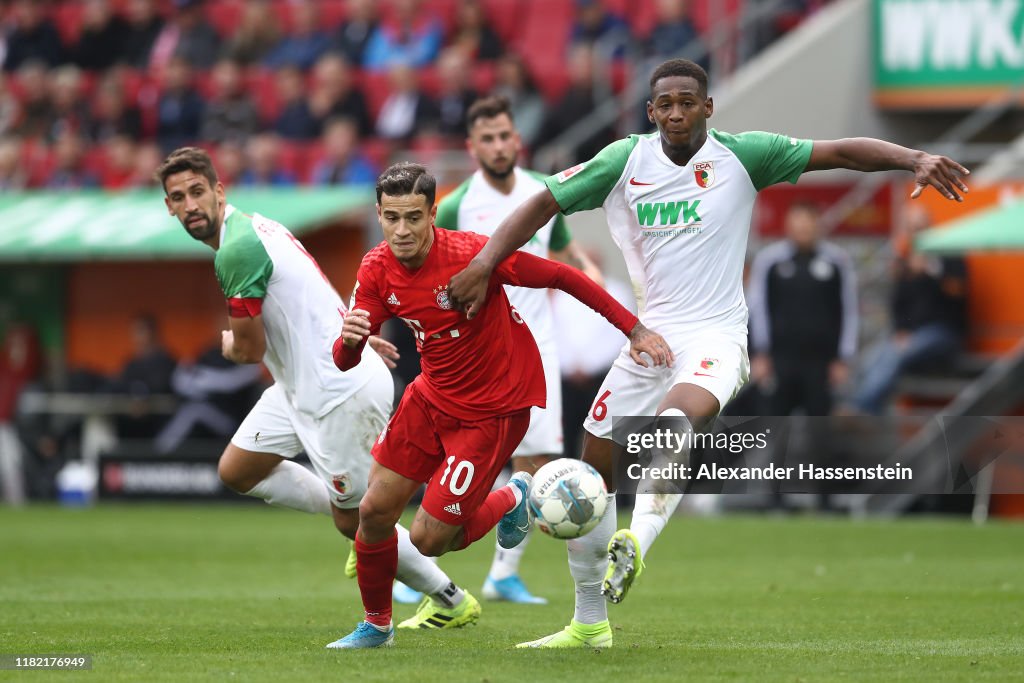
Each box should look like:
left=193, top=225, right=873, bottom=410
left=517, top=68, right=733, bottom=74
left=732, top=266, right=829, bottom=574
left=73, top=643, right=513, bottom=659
left=458, top=486, right=517, bottom=550
left=356, top=532, right=398, bottom=627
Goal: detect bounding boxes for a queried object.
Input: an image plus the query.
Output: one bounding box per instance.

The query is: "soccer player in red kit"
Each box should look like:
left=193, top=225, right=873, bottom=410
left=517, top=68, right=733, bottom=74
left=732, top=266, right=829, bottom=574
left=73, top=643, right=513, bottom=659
left=327, top=162, right=672, bottom=649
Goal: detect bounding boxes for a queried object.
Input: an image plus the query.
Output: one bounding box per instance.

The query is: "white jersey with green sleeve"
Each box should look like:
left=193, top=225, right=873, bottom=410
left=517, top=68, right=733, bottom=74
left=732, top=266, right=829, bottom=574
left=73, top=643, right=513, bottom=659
left=435, top=167, right=571, bottom=349
left=544, top=129, right=812, bottom=338
left=214, top=205, right=387, bottom=419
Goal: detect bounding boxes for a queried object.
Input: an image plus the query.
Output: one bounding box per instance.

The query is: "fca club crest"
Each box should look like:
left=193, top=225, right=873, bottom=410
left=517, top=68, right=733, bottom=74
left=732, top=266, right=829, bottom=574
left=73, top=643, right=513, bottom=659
left=694, top=161, right=715, bottom=188
left=332, top=474, right=350, bottom=494
left=700, top=357, right=718, bottom=370
left=434, top=285, right=452, bottom=310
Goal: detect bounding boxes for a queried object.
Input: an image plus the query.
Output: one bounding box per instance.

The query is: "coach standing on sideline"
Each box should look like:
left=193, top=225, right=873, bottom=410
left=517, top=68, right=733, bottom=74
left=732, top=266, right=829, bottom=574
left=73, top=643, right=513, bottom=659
left=747, top=202, right=858, bottom=417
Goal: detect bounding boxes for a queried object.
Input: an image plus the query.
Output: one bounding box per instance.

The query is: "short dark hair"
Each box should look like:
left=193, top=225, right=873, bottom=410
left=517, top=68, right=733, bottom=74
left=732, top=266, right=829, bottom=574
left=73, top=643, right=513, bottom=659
left=465, top=95, right=514, bottom=132
left=649, top=59, right=709, bottom=99
left=376, top=162, right=436, bottom=207
left=156, top=147, right=218, bottom=192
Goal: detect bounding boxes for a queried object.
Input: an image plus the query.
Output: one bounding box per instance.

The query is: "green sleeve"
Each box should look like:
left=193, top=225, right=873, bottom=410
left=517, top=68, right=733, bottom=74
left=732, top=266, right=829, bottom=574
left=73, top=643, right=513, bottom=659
left=548, top=213, right=571, bottom=251
left=214, top=230, right=273, bottom=299
left=435, top=178, right=471, bottom=231
left=711, top=129, right=813, bottom=192
left=543, top=136, right=641, bottom=214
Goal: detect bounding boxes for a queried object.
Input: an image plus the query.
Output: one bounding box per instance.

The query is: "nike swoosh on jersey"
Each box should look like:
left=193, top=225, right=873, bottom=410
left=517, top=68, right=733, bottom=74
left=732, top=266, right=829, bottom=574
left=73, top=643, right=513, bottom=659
left=629, top=177, right=655, bottom=186
left=693, top=372, right=717, bottom=377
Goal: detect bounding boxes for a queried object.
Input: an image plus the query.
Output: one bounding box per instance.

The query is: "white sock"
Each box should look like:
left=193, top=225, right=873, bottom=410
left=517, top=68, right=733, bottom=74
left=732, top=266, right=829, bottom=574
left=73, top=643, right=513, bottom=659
left=630, top=493, right=683, bottom=560
left=245, top=461, right=330, bottom=515
left=567, top=493, right=616, bottom=625
left=394, top=525, right=464, bottom=607
left=489, top=529, right=530, bottom=580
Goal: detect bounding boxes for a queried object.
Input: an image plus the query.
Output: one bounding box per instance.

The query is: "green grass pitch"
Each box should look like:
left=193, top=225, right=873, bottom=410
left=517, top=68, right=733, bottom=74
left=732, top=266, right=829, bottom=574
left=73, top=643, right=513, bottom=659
left=2, top=505, right=1022, bottom=682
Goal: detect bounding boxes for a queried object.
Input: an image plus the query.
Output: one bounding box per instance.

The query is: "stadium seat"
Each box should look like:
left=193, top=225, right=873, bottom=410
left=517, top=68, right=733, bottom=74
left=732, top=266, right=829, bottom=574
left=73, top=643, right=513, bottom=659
left=52, top=3, right=85, bottom=47
left=357, top=70, right=393, bottom=121
left=516, top=0, right=575, bottom=101
left=246, top=68, right=282, bottom=124
left=205, top=0, right=245, bottom=39
left=481, top=0, right=524, bottom=45
left=276, top=140, right=309, bottom=182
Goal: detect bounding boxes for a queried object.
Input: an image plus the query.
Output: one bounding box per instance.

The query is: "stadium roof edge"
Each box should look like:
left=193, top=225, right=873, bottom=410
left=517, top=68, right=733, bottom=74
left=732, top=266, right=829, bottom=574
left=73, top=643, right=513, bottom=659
left=0, top=187, right=373, bottom=262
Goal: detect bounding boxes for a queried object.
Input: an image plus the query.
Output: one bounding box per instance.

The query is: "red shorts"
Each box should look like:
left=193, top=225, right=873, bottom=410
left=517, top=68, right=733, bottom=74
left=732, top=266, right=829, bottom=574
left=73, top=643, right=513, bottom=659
left=372, top=381, right=531, bottom=526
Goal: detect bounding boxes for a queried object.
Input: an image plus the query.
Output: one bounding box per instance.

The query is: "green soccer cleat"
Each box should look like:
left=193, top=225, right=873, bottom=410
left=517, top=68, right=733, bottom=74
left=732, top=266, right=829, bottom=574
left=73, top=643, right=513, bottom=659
left=396, top=591, right=481, bottom=630
left=515, top=619, right=613, bottom=649
left=602, top=529, right=644, bottom=604
left=344, top=543, right=357, bottom=579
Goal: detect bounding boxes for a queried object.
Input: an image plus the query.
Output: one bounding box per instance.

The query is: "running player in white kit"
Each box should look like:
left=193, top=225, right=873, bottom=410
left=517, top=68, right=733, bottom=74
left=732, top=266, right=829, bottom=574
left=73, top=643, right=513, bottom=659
left=434, top=95, right=602, bottom=605
left=448, top=59, right=969, bottom=648
left=157, top=148, right=481, bottom=641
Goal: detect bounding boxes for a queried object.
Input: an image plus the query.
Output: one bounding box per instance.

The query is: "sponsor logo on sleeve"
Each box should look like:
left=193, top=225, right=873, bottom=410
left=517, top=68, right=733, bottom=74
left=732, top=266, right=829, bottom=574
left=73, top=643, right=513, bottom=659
left=556, top=163, right=586, bottom=183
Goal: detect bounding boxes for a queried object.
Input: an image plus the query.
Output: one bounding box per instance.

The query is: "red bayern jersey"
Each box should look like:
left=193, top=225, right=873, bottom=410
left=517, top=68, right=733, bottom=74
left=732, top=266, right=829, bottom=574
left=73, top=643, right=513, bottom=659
left=334, top=227, right=639, bottom=421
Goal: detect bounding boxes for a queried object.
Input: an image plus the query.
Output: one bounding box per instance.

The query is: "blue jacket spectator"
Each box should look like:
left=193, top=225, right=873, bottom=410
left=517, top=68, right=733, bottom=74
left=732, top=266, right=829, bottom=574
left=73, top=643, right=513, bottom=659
left=310, top=118, right=377, bottom=185
left=3, top=1, right=64, bottom=72
left=156, top=57, right=205, bottom=153
left=334, top=0, right=379, bottom=66
left=363, top=0, right=443, bottom=70
left=263, top=0, right=333, bottom=70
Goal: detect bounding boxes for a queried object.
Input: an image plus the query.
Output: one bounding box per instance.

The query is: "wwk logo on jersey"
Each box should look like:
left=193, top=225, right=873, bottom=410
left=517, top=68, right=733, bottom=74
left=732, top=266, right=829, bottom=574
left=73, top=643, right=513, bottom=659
left=635, top=200, right=702, bottom=228
left=694, top=161, right=715, bottom=188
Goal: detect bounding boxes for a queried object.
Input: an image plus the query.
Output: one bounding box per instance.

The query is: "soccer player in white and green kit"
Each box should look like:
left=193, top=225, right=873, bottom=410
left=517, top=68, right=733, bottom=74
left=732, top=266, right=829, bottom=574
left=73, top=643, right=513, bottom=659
left=434, top=95, right=602, bottom=605
left=157, top=148, right=482, bottom=641
left=448, top=59, right=969, bottom=648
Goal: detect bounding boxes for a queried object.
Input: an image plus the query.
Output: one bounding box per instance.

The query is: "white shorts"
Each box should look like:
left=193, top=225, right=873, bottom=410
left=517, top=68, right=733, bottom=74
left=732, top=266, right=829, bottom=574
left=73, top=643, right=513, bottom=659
left=513, top=344, right=563, bottom=458
left=231, top=379, right=393, bottom=509
left=583, top=331, right=749, bottom=445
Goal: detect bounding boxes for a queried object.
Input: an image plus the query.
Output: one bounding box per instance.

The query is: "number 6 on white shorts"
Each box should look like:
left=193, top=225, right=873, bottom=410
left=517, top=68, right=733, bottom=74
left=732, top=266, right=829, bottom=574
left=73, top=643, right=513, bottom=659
left=440, top=455, right=475, bottom=496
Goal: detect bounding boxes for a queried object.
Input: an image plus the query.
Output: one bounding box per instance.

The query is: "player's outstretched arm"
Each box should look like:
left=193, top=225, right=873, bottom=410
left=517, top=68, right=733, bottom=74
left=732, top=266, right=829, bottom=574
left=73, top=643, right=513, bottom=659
left=806, top=138, right=969, bottom=202
left=498, top=250, right=674, bottom=368
left=448, top=188, right=561, bottom=319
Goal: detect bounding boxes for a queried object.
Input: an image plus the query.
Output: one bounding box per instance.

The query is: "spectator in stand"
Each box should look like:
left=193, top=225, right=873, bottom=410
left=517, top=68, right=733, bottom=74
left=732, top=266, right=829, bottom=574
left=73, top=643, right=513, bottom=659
left=569, top=0, right=630, bottom=61
left=121, top=0, right=165, bottom=68
left=130, top=141, right=162, bottom=188
left=535, top=45, right=616, bottom=168
left=223, top=0, right=280, bottom=66
left=363, top=0, right=443, bottom=70
left=0, top=137, right=28, bottom=191
left=72, top=0, right=130, bottom=71
left=150, top=0, right=222, bottom=71
left=334, top=0, right=379, bottom=66
left=851, top=206, right=968, bottom=415
left=201, top=58, right=260, bottom=145
left=110, top=315, right=177, bottom=440
left=435, top=48, right=479, bottom=139
left=310, top=117, right=377, bottom=186
left=46, top=131, right=98, bottom=189
left=0, top=74, right=23, bottom=137
left=98, top=134, right=138, bottom=190
left=308, top=53, right=372, bottom=137
left=264, top=0, right=333, bottom=71
left=45, top=66, right=90, bottom=142
left=641, top=0, right=708, bottom=72
left=747, top=202, right=858, bottom=417
left=213, top=140, right=245, bottom=186
left=273, top=65, right=319, bottom=140
left=238, top=133, right=297, bottom=187
left=13, top=61, right=52, bottom=140
left=0, top=323, right=41, bottom=505
left=86, top=74, right=143, bottom=143
left=492, top=53, right=544, bottom=150
left=2, top=0, right=64, bottom=72
left=156, top=56, right=205, bottom=153
left=375, top=64, right=437, bottom=142
left=449, top=0, right=504, bottom=61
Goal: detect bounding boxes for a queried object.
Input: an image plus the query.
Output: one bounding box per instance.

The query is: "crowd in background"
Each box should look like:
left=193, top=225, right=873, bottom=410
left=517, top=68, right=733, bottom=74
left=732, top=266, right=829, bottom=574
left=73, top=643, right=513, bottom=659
left=0, top=0, right=826, bottom=190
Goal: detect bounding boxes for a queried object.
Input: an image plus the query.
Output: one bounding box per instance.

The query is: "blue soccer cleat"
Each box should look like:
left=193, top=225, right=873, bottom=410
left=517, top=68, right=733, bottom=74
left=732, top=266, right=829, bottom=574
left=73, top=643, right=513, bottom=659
left=497, top=472, right=533, bottom=549
left=325, top=621, right=395, bottom=649
left=392, top=581, right=423, bottom=604
left=482, top=574, right=547, bottom=604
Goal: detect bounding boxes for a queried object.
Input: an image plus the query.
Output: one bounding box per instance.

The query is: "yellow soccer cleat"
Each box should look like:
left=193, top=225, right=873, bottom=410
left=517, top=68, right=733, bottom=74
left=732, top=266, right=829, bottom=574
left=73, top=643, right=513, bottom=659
left=602, top=529, right=644, bottom=604
left=515, top=619, right=613, bottom=649
left=397, top=591, right=481, bottom=630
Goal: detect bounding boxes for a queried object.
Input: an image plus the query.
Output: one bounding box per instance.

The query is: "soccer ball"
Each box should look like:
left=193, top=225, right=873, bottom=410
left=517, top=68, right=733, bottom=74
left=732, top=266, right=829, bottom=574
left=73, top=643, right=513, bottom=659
left=528, top=458, right=608, bottom=539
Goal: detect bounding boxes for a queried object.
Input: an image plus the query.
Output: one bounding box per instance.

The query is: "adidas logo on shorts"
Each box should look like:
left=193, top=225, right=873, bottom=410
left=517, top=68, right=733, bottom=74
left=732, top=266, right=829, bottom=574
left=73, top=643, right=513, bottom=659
left=387, top=292, right=400, bottom=306
left=443, top=502, right=462, bottom=516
